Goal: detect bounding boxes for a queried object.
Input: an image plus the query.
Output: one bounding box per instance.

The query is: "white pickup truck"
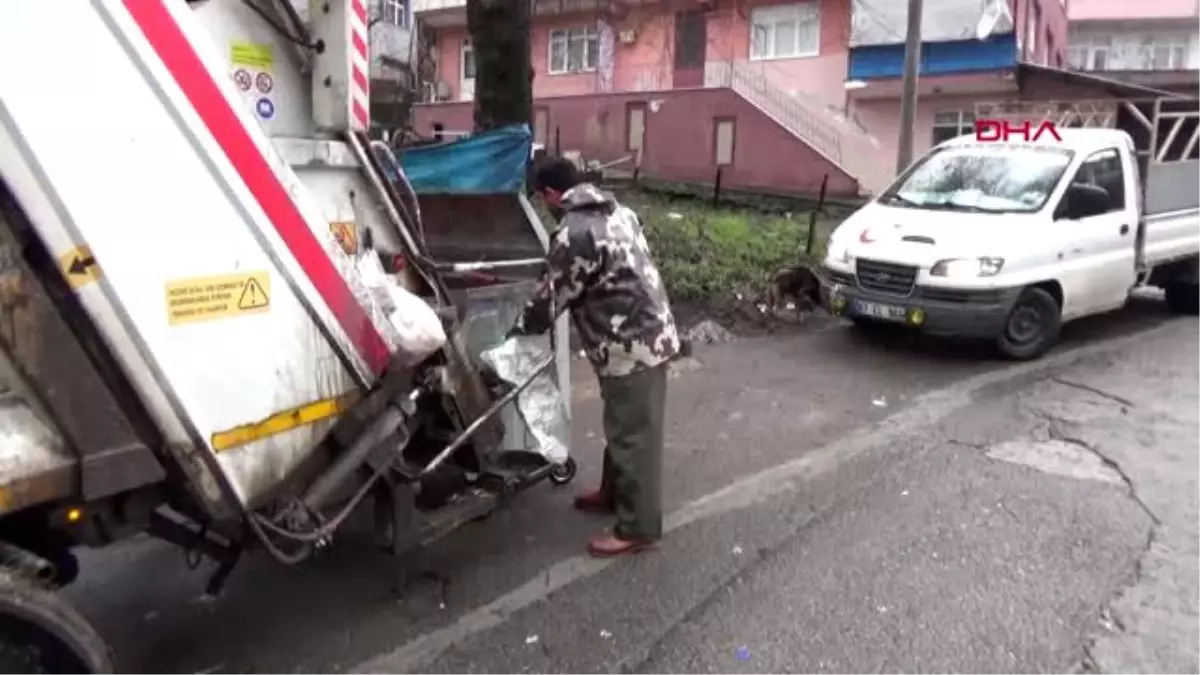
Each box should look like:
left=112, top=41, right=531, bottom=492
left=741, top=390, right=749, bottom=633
left=821, top=104, right=1199, bottom=359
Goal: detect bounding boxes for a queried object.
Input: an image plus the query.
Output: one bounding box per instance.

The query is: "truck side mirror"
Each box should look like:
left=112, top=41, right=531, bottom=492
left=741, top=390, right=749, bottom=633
left=1059, top=183, right=1111, bottom=220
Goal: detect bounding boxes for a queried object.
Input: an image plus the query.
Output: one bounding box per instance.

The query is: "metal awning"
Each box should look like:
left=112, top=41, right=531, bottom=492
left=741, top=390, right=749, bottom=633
left=1016, top=62, right=1194, bottom=100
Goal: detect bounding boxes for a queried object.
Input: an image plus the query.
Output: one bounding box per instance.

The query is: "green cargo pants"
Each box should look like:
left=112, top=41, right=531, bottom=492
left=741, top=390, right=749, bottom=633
left=597, top=362, right=668, bottom=541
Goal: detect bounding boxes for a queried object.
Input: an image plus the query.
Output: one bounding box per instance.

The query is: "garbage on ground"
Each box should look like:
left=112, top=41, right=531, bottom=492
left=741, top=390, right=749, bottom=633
left=872, top=396, right=888, bottom=407
left=666, top=212, right=683, bottom=220
left=525, top=634, right=540, bottom=645
left=732, top=545, right=743, bottom=556
left=481, top=334, right=570, bottom=464
left=735, top=645, right=751, bottom=661
left=685, top=319, right=734, bottom=345
left=599, top=629, right=613, bottom=639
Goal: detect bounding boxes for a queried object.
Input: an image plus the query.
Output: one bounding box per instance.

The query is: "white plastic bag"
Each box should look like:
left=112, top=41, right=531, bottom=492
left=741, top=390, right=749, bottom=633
left=354, top=251, right=396, bottom=312
left=385, top=283, right=447, bottom=364
left=353, top=250, right=446, bottom=364
left=480, top=334, right=569, bottom=464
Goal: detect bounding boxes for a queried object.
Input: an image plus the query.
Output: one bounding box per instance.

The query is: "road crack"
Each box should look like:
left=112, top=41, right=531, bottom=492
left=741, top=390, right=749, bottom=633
left=1033, top=410, right=1161, bottom=675
left=1049, top=377, right=1136, bottom=409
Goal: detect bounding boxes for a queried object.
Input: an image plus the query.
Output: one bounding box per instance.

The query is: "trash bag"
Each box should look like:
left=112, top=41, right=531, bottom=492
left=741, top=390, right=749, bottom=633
left=480, top=334, right=569, bottom=464
left=355, top=250, right=446, bottom=365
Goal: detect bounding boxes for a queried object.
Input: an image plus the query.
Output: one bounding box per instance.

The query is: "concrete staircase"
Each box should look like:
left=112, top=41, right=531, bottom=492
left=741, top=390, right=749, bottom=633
left=705, top=60, right=889, bottom=196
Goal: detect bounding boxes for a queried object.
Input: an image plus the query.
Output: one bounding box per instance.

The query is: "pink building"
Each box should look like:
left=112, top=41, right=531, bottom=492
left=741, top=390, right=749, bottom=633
left=409, top=0, right=1179, bottom=197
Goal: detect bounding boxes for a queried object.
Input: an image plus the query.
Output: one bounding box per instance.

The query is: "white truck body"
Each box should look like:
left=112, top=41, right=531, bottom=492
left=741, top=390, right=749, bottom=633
left=0, top=0, right=566, bottom=516
left=821, top=119, right=1200, bottom=358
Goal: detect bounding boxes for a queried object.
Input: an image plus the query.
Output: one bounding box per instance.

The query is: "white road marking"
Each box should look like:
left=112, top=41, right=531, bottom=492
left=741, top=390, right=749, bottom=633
left=350, top=325, right=1175, bottom=674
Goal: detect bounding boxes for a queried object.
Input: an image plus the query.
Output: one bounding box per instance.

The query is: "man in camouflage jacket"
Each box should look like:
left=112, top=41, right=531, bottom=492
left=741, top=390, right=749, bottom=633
left=511, top=157, right=680, bottom=557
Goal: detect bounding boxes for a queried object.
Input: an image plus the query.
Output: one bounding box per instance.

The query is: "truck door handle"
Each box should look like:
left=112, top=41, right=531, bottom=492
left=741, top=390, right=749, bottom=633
left=1119, top=224, right=1130, bottom=236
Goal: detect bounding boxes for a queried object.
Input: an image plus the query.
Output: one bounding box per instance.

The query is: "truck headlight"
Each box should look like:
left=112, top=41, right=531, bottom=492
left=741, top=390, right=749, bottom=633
left=930, top=257, right=1005, bottom=278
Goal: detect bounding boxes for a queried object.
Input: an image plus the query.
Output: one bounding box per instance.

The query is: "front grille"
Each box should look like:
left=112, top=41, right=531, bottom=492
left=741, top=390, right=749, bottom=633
left=823, top=267, right=855, bottom=285
left=919, top=286, right=1006, bottom=304
left=855, top=258, right=918, bottom=296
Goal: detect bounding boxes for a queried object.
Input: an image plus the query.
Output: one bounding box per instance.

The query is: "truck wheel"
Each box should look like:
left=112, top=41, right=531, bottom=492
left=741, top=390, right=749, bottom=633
left=1164, top=283, right=1199, bottom=315
left=0, top=569, right=113, bottom=673
left=996, top=287, right=1061, bottom=361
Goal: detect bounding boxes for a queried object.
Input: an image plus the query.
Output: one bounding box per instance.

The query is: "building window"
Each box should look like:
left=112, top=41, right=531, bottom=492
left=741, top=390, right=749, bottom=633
left=932, top=111, right=975, bottom=145
left=380, top=0, right=407, bottom=27
left=714, top=118, right=736, bottom=166
left=461, top=37, right=475, bottom=80
left=1147, top=37, right=1189, bottom=69
left=548, top=25, right=599, bottom=74
left=1025, top=2, right=1040, bottom=61
left=749, top=3, right=821, bottom=61
left=1066, top=33, right=1190, bottom=71
left=1067, top=36, right=1111, bottom=70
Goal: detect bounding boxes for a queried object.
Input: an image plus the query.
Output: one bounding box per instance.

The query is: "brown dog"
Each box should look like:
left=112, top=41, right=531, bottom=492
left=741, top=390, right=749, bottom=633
left=763, top=263, right=823, bottom=322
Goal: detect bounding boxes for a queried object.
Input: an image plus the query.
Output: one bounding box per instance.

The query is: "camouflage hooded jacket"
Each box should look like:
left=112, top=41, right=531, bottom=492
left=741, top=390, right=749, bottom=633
left=511, top=183, right=681, bottom=378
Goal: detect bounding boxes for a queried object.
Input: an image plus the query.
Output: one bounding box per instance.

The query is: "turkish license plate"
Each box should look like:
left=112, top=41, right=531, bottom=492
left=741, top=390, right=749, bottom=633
left=853, top=300, right=906, bottom=321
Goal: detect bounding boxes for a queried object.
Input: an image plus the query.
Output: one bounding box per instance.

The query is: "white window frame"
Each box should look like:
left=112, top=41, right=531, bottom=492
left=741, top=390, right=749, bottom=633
left=1025, top=2, right=1038, bottom=60
left=547, top=25, right=599, bottom=75
left=1066, top=32, right=1192, bottom=71
left=749, top=2, right=821, bottom=61
left=380, top=0, right=407, bottom=27
left=1067, top=35, right=1112, bottom=70
left=931, top=111, right=976, bottom=145
left=461, top=37, right=475, bottom=81
left=1145, top=35, right=1190, bottom=70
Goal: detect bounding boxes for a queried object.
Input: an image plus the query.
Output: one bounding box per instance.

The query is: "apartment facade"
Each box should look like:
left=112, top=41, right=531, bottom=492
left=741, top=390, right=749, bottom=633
left=409, top=0, right=1174, bottom=196
left=843, top=0, right=1071, bottom=188
left=1066, top=0, right=1199, bottom=94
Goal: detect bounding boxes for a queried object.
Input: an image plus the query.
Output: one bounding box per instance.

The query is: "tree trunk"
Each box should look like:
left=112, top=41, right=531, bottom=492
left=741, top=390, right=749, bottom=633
left=466, top=0, right=533, bottom=131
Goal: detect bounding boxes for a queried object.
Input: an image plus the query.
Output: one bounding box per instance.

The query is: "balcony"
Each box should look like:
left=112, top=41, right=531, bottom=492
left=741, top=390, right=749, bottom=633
left=371, top=18, right=413, bottom=76
left=414, top=0, right=608, bottom=22
left=412, top=0, right=465, bottom=11
left=288, top=0, right=413, bottom=71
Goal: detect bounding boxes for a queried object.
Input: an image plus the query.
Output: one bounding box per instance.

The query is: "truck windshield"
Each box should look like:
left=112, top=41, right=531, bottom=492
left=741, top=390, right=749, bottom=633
left=880, top=145, right=1075, bottom=213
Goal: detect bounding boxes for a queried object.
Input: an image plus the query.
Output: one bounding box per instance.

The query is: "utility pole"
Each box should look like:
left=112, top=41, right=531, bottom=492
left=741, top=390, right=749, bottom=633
left=895, top=0, right=924, bottom=175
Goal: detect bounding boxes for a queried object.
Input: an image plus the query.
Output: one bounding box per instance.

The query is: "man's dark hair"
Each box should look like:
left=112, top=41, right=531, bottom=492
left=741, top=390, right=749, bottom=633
left=532, top=156, right=582, bottom=193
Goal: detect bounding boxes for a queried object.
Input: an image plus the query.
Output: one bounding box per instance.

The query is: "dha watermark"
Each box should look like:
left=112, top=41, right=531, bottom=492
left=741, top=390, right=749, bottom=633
left=974, top=119, right=1063, bottom=143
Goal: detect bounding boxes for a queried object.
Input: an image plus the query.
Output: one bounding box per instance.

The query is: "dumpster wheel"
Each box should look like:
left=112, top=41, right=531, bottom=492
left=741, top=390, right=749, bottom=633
left=548, top=458, right=577, bottom=485
left=0, top=567, right=114, bottom=674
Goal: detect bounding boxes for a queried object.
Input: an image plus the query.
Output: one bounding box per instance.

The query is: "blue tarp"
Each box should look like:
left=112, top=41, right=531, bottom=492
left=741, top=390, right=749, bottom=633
left=398, top=124, right=532, bottom=195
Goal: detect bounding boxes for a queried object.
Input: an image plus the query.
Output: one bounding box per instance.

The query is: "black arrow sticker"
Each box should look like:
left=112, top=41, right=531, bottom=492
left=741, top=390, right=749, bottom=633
left=68, top=255, right=97, bottom=276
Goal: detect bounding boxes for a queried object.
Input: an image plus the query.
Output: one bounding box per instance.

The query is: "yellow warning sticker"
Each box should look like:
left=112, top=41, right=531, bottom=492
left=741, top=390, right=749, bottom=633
left=165, top=271, right=271, bottom=327
left=59, top=245, right=101, bottom=291
left=330, top=222, right=358, bottom=255
left=230, top=40, right=274, bottom=69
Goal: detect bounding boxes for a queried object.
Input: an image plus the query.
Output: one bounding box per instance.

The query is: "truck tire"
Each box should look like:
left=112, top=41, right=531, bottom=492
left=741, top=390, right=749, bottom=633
left=996, top=287, right=1061, bottom=361
left=1164, top=283, right=1199, bottom=315
left=0, top=569, right=113, bottom=674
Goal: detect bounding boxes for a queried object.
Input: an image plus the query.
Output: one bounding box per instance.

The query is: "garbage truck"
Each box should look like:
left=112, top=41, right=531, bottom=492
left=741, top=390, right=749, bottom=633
left=0, top=1, right=574, bottom=671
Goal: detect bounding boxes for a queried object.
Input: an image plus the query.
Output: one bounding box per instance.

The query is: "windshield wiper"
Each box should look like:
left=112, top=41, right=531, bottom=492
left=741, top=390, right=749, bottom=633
left=916, top=201, right=998, bottom=213
left=880, top=194, right=922, bottom=207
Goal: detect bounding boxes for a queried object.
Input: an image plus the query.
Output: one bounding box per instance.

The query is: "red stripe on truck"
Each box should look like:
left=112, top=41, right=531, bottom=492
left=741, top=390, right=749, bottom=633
left=122, top=0, right=391, bottom=376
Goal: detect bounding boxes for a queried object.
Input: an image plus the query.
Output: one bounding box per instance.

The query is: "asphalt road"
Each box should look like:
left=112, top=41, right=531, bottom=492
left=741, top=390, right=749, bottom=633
left=65, top=295, right=1197, bottom=674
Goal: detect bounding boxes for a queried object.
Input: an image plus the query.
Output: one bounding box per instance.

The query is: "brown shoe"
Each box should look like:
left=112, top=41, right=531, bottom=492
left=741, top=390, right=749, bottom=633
left=586, top=533, right=658, bottom=558
left=573, top=489, right=615, bottom=514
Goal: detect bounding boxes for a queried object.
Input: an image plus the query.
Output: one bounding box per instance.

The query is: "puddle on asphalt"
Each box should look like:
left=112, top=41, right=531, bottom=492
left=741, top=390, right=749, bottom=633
left=985, top=439, right=1123, bottom=485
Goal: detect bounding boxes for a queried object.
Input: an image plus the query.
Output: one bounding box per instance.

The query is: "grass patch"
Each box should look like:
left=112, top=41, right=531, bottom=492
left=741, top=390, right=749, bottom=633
left=616, top=189, right=835, bottom=305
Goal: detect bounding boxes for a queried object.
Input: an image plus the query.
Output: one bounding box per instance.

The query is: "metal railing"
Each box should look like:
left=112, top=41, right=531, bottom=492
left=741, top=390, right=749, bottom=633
left=705, top=61, right=843, bottom=163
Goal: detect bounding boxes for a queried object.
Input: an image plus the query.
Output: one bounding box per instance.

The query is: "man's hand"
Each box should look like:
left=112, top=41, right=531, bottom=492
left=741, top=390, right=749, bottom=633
left=510, top=224, right=598, bottom=337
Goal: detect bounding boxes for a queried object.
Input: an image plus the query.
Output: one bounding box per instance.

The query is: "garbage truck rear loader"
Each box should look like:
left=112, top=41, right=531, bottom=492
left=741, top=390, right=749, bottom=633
left=0, top=1, right=572, bottom=671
